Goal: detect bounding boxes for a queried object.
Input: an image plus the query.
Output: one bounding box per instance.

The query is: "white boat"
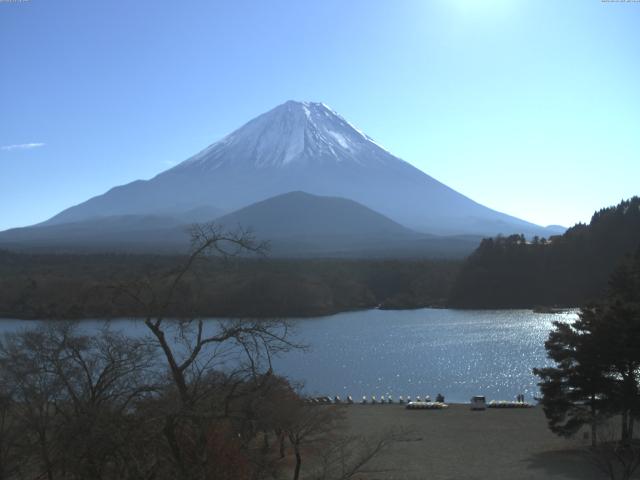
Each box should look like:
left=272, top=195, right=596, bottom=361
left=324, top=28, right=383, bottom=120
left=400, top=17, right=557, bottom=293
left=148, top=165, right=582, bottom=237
left=406, top=401, right=448, bottom=410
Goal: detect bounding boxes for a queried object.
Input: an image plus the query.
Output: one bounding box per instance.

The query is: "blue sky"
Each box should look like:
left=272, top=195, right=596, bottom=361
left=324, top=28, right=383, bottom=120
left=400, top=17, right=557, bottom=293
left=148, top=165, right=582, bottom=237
left=1, top=0, right=639, bottom=231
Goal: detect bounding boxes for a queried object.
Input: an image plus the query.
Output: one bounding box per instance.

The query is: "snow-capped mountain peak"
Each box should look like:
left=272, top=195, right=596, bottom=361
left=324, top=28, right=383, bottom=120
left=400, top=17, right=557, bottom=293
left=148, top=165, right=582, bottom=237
left=38, top=100, right=554, bottom=239
left=174, top=100, right=398, bottom=171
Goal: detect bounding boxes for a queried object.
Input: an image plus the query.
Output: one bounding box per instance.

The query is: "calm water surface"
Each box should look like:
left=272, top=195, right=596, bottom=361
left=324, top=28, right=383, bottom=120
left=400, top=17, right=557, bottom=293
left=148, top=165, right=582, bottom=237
left=0, top=308, right=577, bottom=403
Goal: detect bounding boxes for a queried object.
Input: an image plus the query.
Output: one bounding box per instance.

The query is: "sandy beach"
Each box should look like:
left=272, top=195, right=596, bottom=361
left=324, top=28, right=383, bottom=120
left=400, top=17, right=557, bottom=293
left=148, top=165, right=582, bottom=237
left=342, top=404, right=606, bottom=480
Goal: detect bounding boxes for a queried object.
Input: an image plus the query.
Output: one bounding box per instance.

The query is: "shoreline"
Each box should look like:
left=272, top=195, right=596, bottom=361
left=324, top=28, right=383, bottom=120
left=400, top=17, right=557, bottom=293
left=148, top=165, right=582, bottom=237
left=0, top=305, right=579, bottom=322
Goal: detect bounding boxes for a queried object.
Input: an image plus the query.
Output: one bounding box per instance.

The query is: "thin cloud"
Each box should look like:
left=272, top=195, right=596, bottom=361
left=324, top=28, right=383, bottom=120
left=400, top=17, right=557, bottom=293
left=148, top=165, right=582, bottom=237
left=162, top=160, right=177, bottom=166
left=1, top=143, right=45, bottom=151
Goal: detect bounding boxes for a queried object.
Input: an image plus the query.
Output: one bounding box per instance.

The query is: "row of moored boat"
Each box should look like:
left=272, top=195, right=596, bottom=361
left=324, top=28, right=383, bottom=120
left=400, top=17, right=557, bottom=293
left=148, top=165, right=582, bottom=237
left=306, top=394, right=445, bottom=405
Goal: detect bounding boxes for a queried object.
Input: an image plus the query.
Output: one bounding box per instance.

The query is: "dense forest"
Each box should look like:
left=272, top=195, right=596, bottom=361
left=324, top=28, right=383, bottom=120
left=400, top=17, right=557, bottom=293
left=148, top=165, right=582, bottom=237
left=449, top=197, right=640, bottom=308
left=0, top=251, right=459, bottom=319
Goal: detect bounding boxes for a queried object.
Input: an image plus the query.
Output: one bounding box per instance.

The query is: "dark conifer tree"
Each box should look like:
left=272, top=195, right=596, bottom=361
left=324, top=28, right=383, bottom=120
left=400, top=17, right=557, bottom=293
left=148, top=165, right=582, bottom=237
left=533, top=308, right=612, bottom=446
left=598, top=248, right=640, bottom=444
left=535, top=247, right=640, bottom=445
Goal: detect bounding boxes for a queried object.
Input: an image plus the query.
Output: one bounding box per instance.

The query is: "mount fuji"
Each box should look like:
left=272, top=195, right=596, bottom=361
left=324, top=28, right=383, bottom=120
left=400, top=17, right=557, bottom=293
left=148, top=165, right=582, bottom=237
left=1, top=100, right=562, bottom=254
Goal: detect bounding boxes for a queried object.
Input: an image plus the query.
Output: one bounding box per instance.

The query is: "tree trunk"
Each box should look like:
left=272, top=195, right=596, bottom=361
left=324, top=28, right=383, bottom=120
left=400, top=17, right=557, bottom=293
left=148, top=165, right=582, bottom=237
left=279, top=431, right=286, bottom=458
left=163, top=415, right=188, bottom=480
left=622, top=410, right=630, bottom=445
left=39, top=435, right=55, bottom=480
left=293, top=444, right=301, bottom=480
left=145, top=320, right=191, bottom=406
left=590, top=398, right=598, bottom=447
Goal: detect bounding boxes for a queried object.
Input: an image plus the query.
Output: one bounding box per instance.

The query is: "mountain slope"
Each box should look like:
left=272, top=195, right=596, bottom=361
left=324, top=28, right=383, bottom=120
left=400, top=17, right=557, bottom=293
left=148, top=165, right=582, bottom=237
left=213, top=191, right=448, bottom=257
left=216, top=191, right=416, bottom=239
left=41, top=100, right=555, bottom=237
left=0, top=215, right=188, bottom=252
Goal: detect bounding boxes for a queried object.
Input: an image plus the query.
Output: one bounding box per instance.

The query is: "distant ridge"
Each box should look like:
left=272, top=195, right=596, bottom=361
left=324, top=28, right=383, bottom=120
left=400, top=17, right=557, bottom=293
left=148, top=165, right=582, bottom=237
left=0, top=191, right=482, bottom=258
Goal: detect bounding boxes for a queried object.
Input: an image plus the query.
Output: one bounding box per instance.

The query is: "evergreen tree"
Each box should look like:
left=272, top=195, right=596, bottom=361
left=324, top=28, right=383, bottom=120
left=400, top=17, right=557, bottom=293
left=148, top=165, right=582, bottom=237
left=534, top=247, right=640, bottom=445
left=598, top=248, right=640, bottom=444
left=533, top=307, right=611, bottom=446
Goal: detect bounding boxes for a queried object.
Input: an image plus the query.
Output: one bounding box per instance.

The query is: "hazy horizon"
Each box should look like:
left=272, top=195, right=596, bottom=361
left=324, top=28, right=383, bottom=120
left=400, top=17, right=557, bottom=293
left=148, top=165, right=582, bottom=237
left=1, top=0, right=639, bottom=231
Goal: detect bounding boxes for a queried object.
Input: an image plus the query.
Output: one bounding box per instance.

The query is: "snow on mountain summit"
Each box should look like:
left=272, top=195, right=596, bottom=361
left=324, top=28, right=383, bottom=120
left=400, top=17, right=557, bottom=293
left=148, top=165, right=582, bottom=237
left=174, top=100, right=399, bottom=171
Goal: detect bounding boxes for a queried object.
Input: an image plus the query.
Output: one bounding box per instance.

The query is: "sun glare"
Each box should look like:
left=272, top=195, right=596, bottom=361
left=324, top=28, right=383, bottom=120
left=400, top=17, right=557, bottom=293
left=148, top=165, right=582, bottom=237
left=446, top=0, right=516, bottom=17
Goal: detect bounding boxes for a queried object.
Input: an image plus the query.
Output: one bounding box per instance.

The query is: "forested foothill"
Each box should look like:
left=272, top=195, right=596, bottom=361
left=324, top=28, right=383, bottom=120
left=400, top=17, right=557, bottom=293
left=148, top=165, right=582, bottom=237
left=449, top=197, right=640, bottom=309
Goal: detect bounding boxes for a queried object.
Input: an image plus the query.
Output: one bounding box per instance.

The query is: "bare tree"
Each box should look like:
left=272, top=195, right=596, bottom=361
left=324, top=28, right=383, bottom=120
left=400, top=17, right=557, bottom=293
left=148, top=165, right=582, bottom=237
left=0, top=223, right=398, bottom=480
left=0, top=323, right=159, bottom=480
left=44, top=323, right=158, bottom=479
left=0, top=328, right=64, bottom=480
left=111, top=223, right=302, bottom=479
left=285, top=405, right=344, bottom=480
left=0, top=387, right=20, bottom=480
left=312, top=431, right=401, bottom=480
left=281, top=401, right=404, bottom=480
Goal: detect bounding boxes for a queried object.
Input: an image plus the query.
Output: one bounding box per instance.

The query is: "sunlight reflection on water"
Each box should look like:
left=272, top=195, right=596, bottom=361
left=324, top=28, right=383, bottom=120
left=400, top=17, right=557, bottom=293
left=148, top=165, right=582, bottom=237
left=272, top=308, right=578, bottom=402
left=0, top=308, right=577, bottom=403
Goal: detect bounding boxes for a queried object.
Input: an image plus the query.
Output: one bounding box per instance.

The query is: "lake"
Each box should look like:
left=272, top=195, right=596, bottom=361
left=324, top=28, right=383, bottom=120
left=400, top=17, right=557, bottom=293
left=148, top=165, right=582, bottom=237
left=0, top=308, right=576, bottom=403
